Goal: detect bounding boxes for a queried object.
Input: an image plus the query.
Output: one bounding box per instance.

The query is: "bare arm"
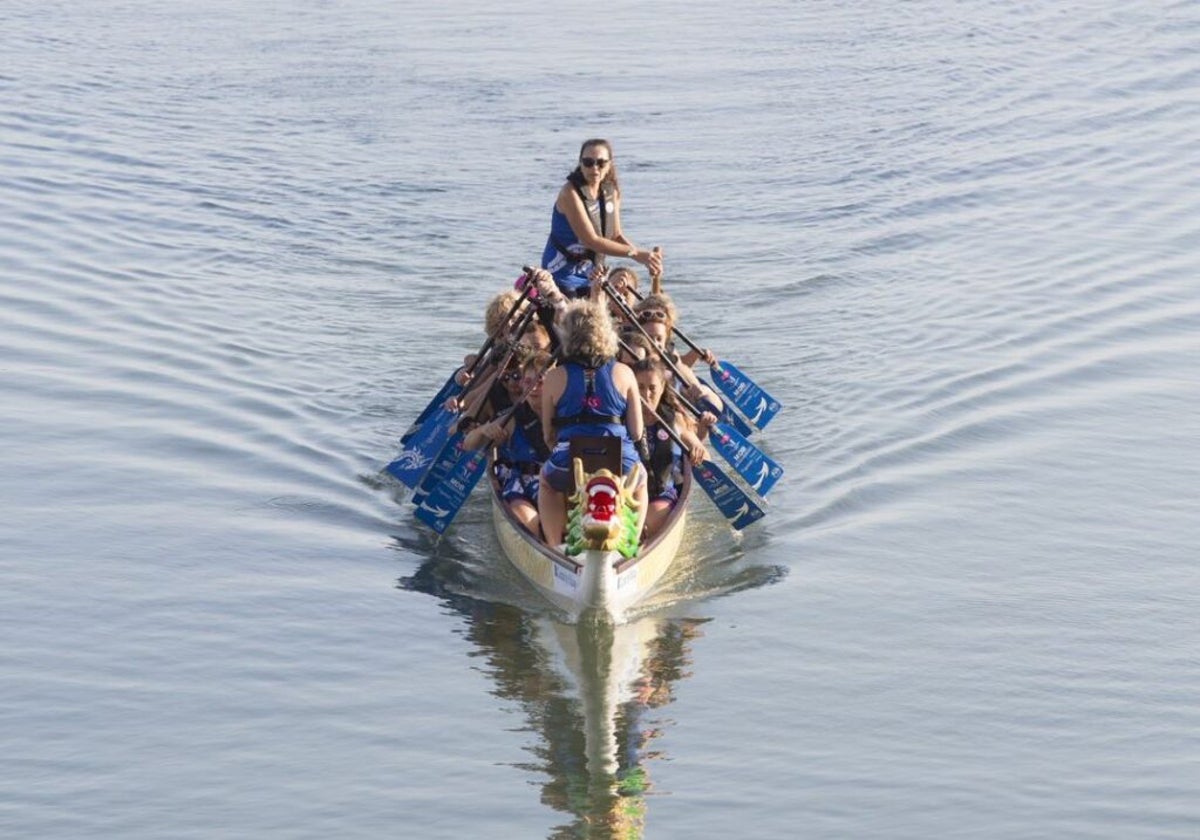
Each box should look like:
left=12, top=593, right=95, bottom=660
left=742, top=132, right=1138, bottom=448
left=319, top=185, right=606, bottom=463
left=670, top=354, right=725, bottom=414
left=607, top=195, right=626, bottom=244
left=462, top=416, right=512, bottom=452
left=675, top=421, right=709, bottom=465
left=556, top=184, right=662, bottom=274
left=680, top=347, right=718, bottom=368
left=613, top=362, right=644, bottom=443
left=540, top=367, right=566, bottom=452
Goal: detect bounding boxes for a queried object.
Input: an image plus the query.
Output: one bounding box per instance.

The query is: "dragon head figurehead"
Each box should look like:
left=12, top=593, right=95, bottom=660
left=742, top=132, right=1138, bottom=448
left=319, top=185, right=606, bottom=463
left=565, top=459, right=642, bottom=556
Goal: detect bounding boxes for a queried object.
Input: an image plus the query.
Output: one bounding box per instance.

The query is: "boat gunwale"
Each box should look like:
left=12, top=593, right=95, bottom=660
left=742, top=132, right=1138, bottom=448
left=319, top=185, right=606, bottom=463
left=613, top=463, right=691, bottom=574
left=487, top=447, right=692, bottom=574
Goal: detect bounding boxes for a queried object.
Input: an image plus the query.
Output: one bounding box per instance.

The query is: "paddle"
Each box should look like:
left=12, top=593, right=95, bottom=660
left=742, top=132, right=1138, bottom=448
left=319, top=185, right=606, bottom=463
left=621, top=333, right=781, bottom=501
left=409, top=369, right=501, bottom=508
left=692, top=460, right=768, bottom=530
left=636, top=264, right=756, bottom=439
left=388, top=399, right=462, bottom=488
left=411, top=304, right=538, bottom=504
left=699, top=380, right=755, bottom=438
left=414, top=336, right=557, bottom=535
left=649, top=247, right=663, bottom=294
left=639, top=394, right=765, bottom=531
left=397, top=373, right=459, bottom=446
left=627, top=285, right=781, bottom=431
left=412, top=443, right=489, bottom=534
left=605, top=282, right=784, bottom=498
left=387, top=277, right=536, bottom=486
left=399, top=280, right=533, bottom=445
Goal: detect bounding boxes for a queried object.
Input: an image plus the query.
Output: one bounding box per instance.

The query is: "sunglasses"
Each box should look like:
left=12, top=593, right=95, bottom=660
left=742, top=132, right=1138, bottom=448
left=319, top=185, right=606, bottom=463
left=501, top=370, right=523, bottom=383
left=637, top=309, right=669, bottom=323
left=580, top=156, right=609, bottom=168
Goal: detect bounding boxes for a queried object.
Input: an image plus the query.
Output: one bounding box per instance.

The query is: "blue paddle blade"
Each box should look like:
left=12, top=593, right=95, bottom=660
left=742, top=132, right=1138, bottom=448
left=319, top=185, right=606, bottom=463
left=707, top=420, right=784, bottom=497
left=386, top=405, right=458, bottom=488
left=411, top=430, right=465, bottom=506
left=710, top=361, right=781, bottom=430
left=413, top=447, right=489, bottom=534
left=691, top=460, right=766, bottom=530
left=700, top=385, right=754, bottom=438
left=400, top=375, right=463, bottom=445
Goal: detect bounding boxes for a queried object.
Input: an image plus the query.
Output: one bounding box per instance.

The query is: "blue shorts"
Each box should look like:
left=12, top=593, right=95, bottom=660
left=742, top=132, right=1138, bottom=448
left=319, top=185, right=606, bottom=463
left=554, top=271, right=592, bottom=299
left=541, top=440, right=642, bottom=493
left=650, top=483, right=679, bottom=506
left=501, top=470, right=540, bottom=505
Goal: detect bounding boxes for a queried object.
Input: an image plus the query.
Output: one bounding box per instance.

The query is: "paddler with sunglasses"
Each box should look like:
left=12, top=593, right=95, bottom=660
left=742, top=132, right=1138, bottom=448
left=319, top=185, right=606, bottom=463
left=463, top=352, right=554, bottom=537
left=630, top=293, right=726, bottom=416
left=446, top=275, right=556, bottom=412
left=633, top=355, right=715, bottom=540
left=541, top=139, right=663, bottom=300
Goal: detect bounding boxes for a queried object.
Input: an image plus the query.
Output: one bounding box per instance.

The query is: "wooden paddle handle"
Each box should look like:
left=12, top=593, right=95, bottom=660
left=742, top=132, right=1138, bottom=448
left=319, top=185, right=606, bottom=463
left=650, top=247, right=662, bottom=294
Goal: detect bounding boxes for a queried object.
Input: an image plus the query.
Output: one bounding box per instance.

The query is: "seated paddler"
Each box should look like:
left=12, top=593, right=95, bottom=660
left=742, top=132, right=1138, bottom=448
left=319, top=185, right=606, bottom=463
left=462, top=352, right=553, bottom=537
left=538, top=299, right=648, bottom=548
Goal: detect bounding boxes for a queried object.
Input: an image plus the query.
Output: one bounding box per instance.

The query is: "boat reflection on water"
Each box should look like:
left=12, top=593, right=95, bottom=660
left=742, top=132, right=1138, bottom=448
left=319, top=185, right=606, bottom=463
left=396, top=517, right=785, bottom=837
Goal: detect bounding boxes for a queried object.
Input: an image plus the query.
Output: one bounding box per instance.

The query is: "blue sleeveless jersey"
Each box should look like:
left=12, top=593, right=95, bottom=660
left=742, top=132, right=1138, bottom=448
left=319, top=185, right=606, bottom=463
left=541, top=205, right=592, bottom=296
left=644, top=419, right=683, bottom=500
left=553, top=361, right=629, bottom=442
left=497, top=419, right=542, bottom=466
left=540, top=360, right=643, bottom=492
left=497, top=421, right=542, bottom=504
left=542, top=360, right=640, bottom=490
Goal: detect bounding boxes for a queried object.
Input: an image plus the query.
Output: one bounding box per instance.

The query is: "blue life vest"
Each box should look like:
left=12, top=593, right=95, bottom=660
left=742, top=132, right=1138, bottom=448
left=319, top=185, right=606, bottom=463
left=541, top=176, right=615, bottom=296
left=644, top=405, right=682, bottom=498
left=552, top=360, right=629, bottom=443
left=497, top=403, right=547, bottom=470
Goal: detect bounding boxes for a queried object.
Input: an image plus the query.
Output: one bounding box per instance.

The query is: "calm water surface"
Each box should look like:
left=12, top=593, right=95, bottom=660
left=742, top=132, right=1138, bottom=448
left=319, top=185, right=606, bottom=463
left=3, top=1, right=1199, bottom=837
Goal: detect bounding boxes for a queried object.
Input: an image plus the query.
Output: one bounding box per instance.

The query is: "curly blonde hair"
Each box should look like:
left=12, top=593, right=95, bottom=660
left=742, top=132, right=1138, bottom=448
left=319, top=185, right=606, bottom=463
left=484, top=289, right=522, bottom=337
left=524, top=349, right=556, bottom=375
left=558, top=299, right=618, bottom=364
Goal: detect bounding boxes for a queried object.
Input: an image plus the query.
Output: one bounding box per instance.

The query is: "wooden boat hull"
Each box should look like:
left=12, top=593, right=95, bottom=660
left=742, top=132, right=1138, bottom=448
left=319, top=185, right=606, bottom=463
left=491, top=466, right=690, bottom=622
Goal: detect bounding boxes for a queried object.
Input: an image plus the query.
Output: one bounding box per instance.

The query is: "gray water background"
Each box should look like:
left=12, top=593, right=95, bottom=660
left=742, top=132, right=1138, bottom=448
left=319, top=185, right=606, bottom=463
left=3, top=1, right=1199, bottom=837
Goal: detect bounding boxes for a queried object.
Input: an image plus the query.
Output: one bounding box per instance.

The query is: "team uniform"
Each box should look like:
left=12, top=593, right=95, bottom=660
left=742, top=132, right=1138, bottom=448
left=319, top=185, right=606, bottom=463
left=541, top=360, right=639, bottom=492
left=541, top=174, right=616, bottom=299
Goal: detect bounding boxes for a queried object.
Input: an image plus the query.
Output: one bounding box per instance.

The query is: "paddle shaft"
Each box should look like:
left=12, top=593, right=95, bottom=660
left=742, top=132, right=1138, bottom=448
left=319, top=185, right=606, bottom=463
left=416, top=338, right=560, bottom=534
left=650, top=246, right=662, bottom=295
left=625, top=281, right=781, bottom=433
left=457, top=303, right=539, bottom=426
left=625, top=285, right=708, bottom=362
left=603, top=281, right=708, bottom=421
left=412, top=311, right=534, bottom=503
left=468, top=346, right=562, bottom=444
left=614, top=309, right=784, bottom=498
left=463, top=269, right=536, bottom=381
left=630, top=359, right=766, bottom=530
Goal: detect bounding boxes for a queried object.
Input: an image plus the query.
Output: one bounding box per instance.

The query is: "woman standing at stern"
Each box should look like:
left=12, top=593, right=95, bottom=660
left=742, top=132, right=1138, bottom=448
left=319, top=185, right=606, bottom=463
left=541, top=139, right=664, bottom=299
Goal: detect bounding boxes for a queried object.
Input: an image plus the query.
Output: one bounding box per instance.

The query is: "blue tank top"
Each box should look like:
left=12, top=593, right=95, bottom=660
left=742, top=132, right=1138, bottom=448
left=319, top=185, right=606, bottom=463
left=541, top=206, right=592, bottom=296
left=542, top=180, right=613, bottom=296
left=553, top=360, right=629, bottom=443
left=498, top=417, right=542, bottom=466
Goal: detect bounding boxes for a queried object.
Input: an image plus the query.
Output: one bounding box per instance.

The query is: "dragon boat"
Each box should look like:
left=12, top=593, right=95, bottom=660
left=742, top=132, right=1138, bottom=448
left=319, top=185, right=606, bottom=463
left=489, top=442, right=691, bottom=623
left=389, top=275, right=782, bottom=624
